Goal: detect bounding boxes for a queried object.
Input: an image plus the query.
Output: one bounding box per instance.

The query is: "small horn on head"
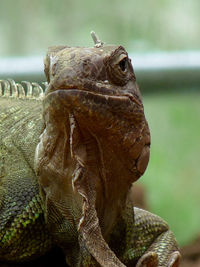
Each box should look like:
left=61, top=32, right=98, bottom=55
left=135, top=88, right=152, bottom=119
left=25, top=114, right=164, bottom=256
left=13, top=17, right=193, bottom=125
left=90, top=31, right=104, bottom=48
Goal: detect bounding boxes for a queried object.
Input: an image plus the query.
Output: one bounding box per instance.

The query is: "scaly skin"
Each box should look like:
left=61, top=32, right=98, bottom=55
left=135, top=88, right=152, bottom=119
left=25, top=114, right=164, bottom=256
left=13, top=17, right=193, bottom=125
left=0, top=40, right=181, bottom=266
left=0, top=97, right=52, bottom=262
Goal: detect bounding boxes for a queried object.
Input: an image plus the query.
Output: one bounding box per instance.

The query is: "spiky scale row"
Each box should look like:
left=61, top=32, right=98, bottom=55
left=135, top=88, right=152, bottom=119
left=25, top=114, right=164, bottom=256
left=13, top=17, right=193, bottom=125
left=0, top=79, right=47, bottom=99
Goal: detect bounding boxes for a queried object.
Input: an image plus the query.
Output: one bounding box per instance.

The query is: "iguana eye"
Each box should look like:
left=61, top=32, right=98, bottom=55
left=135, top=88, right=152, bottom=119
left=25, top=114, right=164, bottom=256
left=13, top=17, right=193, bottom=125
left=104, top=47, right=135, bottom=85
left=119, top=57, right=127, bottom=72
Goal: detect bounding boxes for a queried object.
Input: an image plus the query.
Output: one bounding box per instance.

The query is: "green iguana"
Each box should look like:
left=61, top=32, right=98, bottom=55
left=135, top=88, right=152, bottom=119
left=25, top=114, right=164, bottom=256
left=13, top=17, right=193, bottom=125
left=0, top=33, right=181, bottom=266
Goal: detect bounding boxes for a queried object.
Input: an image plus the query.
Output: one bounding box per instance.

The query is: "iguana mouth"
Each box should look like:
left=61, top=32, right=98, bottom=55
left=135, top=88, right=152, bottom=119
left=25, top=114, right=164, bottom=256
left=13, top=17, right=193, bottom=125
left=44, top=89, right=144, bottom=125
left=46, top=70, right=143, bottom=103
left=45, top=81, right=143, bottom=122
left=59, top=87, right=140, bottom=105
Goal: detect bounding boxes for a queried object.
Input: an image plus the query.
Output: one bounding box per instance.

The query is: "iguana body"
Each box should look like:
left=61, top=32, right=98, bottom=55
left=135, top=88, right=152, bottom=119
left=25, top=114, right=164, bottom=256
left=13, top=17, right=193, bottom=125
left=0, top=36, right=181, bottom=266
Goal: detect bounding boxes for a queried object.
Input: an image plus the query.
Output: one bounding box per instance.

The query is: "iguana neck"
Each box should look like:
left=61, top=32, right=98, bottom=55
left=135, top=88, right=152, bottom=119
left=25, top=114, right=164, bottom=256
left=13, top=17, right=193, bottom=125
left=35, top=111, right=129, bottom=239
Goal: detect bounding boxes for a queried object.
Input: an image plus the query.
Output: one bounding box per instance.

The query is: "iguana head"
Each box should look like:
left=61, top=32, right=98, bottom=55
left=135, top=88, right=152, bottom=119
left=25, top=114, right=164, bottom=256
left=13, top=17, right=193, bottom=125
left=35, top=36, right=150, bottom=266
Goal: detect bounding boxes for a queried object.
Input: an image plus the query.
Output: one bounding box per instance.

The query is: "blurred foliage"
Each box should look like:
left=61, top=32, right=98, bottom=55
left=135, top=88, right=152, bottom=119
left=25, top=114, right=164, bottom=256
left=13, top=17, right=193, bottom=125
left=141, top=92, right=200, bottom=246
left=0, top=0, right=200, bottom=56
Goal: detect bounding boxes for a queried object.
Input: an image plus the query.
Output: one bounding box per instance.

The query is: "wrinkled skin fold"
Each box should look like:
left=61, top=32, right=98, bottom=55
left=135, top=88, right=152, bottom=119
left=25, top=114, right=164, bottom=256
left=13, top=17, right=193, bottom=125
left=35, top=44, right=180, bottom=266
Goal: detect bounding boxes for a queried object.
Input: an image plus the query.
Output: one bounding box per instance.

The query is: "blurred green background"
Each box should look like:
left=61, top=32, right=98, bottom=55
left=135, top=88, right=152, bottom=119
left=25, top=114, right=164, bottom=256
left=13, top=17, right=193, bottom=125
left=0, top=0, right=199, bottom=247
left=0, top=0, right=200, bottom=55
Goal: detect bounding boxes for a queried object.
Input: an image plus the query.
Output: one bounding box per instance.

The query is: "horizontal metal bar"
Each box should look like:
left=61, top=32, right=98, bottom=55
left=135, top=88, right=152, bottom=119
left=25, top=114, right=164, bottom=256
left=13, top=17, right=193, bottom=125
left=131, top=51, right=200, bottom=70
left=0, top=51, right=200, bottom=92
left=132, top=51, right=200, bottom=92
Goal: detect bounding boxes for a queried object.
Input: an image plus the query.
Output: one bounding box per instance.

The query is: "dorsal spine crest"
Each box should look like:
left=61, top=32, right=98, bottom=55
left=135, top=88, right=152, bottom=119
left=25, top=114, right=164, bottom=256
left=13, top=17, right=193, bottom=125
left=0, top=79, right=47, bottom=100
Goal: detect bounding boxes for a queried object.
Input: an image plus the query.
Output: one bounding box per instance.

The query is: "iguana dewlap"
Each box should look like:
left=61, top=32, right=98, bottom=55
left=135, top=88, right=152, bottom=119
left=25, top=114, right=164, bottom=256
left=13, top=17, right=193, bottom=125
left=0, top=36, right=181, bottom=266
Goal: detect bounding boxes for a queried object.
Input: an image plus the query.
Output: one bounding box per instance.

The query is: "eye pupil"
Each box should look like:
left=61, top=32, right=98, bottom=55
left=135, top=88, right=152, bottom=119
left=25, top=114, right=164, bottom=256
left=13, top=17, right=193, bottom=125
left=119, top=58, right=127, bottom=71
